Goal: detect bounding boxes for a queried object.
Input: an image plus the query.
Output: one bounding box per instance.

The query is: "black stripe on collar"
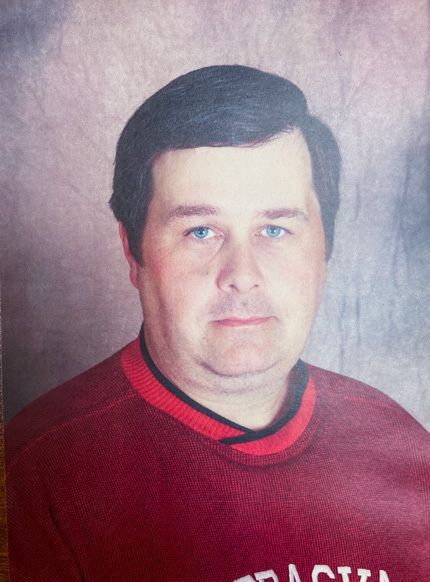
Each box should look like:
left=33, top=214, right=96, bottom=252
left=139, top=325, right=308, bottom=443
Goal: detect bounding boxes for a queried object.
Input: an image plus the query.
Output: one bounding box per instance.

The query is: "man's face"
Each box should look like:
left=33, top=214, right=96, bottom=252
left=124, top=130, right=326, bottom=385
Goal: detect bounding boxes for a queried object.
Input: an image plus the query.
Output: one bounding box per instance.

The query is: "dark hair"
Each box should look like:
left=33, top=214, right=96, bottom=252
left=110, top=65, right=340, bottom=261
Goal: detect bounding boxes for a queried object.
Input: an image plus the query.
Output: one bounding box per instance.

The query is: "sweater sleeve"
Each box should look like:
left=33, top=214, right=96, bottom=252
left=6, top=449, right=82, bottom=581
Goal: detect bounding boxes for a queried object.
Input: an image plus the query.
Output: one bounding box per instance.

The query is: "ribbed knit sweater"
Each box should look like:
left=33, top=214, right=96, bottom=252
left=6, top=336, right=430, bottom=581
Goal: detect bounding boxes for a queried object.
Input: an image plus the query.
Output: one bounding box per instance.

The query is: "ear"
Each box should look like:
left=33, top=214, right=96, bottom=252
left=119, top=223, right=139, bottom=289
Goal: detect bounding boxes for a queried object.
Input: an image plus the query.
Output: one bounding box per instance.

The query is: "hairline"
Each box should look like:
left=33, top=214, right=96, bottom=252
left=136, top=128, right=319, bottom=262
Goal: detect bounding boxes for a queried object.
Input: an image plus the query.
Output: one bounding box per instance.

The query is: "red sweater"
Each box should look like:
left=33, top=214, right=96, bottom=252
left=6, top=337, right=430, bottom=581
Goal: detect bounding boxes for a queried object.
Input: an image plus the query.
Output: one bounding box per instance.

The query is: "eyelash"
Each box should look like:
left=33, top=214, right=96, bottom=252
left=185, top=225, right=291, bottom=240
left=186, top=226, right=217, bottom=240
left=261, top=225, right=289, bottom=238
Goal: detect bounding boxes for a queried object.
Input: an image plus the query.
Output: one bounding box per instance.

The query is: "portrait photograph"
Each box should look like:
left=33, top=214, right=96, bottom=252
left=1, top=1, right=429, bottom=580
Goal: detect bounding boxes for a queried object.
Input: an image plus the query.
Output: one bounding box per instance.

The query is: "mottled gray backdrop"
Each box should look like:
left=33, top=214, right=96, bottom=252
left=1, top=1, right=429, bottom=428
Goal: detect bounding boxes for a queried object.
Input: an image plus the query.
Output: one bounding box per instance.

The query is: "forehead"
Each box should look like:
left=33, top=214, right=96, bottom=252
left=151, top=130, right=314, bottom=212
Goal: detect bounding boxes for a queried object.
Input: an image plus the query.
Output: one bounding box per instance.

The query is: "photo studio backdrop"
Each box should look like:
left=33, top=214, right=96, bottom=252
left=1, top=0, right=429, bottom=428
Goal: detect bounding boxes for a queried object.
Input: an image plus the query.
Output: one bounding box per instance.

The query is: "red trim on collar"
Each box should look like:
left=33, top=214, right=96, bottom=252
left=121, top=339, right=243, bottom=440
left=121, top=338, right=315, bottom=455
left=231, top=378, right=315, bottom=455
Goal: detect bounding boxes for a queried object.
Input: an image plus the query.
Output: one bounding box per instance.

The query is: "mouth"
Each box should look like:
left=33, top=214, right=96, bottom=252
left=213, top=316, right=272, bottom=327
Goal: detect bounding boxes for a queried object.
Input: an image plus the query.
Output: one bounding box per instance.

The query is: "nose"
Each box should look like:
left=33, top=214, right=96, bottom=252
left=216, top=240, right=263, bottom=294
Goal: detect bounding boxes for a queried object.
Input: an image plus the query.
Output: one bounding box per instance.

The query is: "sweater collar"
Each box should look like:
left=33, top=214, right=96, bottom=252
left=120, top=329, right=316, bottom=456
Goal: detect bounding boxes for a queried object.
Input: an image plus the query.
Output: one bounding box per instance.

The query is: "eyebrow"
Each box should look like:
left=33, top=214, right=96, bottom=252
left=261, top=207, right=309, bottom=221
left=165, top=204, right=308, bottom=222
left=166, top=205, right=219, bottom=222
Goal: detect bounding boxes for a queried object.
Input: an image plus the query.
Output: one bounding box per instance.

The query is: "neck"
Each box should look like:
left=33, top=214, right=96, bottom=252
left=180, top=378, right=291, bottom=430
left=141, top=331, right=296, bottom=430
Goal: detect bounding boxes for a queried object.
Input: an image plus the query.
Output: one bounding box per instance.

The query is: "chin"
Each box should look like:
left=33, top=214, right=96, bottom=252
left=202, top=345, right=280, bottom=378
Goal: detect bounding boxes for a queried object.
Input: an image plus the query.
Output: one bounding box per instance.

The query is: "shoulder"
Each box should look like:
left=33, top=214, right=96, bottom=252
left=308, top=364, right=401, bottom=407
left=307, top=363, right=429, bottom=445
left=6, top=342, right=139, bottom=466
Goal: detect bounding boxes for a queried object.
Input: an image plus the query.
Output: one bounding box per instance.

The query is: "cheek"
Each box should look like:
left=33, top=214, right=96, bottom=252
left=264, top=250, right=325, bottom=311
left=140, top=254, right=212, bottom=315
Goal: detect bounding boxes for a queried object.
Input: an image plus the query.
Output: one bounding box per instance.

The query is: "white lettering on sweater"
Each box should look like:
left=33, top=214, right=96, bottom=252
left=337, top=566, right=351, bottom=582
left=288, top=564, right=302, bottom=581
left=235, top=571, right=279, bottom=582
left=233, top=566, right=391, bottom=582
left=235, top=571, right=278, bottom=582
left=312, top=565, right=335, bottom=580
left=255, top=571, right=279, bottom=582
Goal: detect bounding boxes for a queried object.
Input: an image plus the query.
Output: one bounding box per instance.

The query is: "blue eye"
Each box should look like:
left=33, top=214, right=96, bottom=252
left=189, top=226, right=214, bottom=239
left=262, top=225, right=286, bottom=238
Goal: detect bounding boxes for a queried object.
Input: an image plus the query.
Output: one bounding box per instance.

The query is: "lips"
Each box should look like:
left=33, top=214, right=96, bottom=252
left=213, top=317, right=272, bottom=327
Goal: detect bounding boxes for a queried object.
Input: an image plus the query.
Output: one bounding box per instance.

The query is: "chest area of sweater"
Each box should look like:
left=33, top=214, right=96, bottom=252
left=57, top=441, right=425, bottom=582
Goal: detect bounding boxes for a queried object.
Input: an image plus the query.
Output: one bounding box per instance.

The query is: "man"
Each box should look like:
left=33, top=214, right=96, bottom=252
left=6, top=66, right=429, bottom=581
